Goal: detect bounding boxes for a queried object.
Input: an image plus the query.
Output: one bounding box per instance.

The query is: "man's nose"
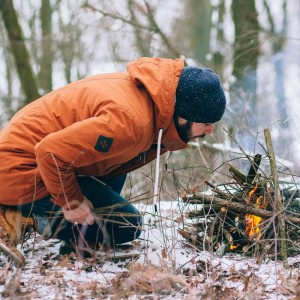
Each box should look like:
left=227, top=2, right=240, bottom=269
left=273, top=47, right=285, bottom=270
left=205, top=124, right=214, bottom=135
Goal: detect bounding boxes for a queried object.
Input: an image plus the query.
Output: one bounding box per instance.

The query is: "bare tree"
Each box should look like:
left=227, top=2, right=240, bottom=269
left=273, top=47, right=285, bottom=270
left=39, top=0, right=53, bottom=93
left=0, top=0, right=40, bottom=106
left=188, top=0, right=213, bottom=65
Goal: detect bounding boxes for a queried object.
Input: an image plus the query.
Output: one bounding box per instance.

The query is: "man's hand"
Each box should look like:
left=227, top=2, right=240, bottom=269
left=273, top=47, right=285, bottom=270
left=62, top=196, right=94, bottom=225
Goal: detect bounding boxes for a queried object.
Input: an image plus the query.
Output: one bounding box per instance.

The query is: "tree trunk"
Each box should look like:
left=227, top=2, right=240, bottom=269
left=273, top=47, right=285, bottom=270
left=0, top=0, right=40, bottom=105
left=232, top=0, right=259, bottom=79
left=39, top=0, right=53, bottom=93
left=229, top=0, right=260, bottom=149
left=127, top=0, right=151, bottom=57
left=190, top=0, right=212, bottom=65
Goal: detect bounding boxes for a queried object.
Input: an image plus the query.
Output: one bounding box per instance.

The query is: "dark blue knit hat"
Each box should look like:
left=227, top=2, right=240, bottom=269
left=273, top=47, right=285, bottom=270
left=175, top=67, right=226, bottom=123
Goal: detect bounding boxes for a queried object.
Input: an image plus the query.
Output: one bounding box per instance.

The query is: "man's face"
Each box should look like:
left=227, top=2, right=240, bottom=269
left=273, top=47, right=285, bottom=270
left=174, top=116, right=214, bottom=143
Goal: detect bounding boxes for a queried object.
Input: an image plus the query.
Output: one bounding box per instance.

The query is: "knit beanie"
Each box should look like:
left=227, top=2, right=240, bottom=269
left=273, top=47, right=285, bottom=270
left=175, top=67, right=226, bottom=123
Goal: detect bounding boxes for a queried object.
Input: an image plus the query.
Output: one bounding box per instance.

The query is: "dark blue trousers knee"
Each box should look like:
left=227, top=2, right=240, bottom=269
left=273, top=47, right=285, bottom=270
left=20, top=175, right=142, bottom=246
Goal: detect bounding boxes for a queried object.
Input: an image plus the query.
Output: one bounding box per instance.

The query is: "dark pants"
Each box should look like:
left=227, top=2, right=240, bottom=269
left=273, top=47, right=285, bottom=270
left=20, top=175, right=142, bottom=248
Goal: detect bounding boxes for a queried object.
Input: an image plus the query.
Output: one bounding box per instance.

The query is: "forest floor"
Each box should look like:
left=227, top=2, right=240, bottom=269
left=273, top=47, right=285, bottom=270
left=0, top=201, right=299, bottom=300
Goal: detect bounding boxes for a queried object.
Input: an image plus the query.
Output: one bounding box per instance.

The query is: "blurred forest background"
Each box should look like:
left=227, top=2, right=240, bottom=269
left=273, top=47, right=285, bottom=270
left=1, top=0, right=300, bottom=201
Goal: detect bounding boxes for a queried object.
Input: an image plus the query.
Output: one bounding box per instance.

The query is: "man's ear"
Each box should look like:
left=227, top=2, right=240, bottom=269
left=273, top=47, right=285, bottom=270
left=177, top=116, right=188, bottom=126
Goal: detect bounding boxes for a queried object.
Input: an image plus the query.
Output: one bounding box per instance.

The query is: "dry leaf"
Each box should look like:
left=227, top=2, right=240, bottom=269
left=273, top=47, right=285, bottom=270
left=161, top=248, right=167, bottom=258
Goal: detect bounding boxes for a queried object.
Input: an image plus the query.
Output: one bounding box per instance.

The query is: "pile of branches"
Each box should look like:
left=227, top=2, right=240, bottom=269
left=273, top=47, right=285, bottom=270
left=179, top=129, right=300, bottom=261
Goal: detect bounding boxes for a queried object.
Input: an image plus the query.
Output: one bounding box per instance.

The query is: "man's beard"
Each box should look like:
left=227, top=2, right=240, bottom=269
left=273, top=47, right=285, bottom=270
left=173, top=115, right=206, bottom=143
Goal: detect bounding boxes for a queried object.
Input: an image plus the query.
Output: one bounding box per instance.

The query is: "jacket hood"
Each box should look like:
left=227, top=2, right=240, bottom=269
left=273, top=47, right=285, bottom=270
left=127, top=57, right=184, bottom=131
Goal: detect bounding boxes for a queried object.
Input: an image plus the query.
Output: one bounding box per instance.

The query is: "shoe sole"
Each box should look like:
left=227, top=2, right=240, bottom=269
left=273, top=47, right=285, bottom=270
left=0, top=240, right=25, bottom=267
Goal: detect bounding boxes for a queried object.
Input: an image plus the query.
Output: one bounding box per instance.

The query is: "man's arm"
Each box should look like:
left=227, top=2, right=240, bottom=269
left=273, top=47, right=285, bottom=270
left=35, top=111, right=142, bottom=210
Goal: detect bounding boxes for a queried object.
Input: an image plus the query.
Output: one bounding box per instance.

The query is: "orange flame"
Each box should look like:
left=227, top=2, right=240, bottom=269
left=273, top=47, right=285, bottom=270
left=230, top=244, right=239, bottom=250
left=245, top=207, right=263, bottom=237
left=228, top=184, right=268, bottom=251
left=245, top=183, right=267, bottom=238
left=246, top=183, right=258, bottom=204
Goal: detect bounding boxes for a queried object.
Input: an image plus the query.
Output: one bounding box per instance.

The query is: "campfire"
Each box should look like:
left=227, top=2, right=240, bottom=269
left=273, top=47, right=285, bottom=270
left=178, top=129, right=300, bottom=260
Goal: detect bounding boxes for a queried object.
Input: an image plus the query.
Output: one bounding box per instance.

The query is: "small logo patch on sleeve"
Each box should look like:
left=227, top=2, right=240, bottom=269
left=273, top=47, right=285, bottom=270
left=95, top=135, right=113, bottom=153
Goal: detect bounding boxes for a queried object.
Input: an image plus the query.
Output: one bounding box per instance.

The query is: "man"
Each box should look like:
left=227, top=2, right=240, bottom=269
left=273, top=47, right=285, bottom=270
left=0, top=57, right=226, bottom=266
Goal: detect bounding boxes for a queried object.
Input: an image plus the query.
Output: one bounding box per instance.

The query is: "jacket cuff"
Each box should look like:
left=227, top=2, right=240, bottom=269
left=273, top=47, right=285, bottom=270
left=50, top=190, right=84, bottom=210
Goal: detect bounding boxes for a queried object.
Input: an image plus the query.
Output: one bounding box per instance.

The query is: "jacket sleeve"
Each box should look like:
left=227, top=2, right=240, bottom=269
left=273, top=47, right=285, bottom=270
left=35, top=109, right=142, bottom=207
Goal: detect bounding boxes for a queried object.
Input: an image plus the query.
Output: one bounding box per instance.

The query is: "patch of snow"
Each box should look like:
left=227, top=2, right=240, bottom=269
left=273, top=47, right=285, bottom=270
left=0, top=201, right=299, bottom=299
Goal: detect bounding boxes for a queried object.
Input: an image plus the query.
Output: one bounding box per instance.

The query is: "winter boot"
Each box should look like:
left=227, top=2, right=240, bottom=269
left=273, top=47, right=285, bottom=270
left=0, top=205, right=35, bottom=267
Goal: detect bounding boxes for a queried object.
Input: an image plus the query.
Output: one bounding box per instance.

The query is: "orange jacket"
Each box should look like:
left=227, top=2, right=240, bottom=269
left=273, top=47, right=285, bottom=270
left=0, top=57, right=186, bottom=207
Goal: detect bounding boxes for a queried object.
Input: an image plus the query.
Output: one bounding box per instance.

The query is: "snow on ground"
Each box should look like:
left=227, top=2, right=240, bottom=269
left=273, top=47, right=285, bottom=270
left=0, top=201, right=299, bottom=299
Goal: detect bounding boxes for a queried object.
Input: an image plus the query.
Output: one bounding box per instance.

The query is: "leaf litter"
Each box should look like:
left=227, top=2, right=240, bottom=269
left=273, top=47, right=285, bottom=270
left=0, top=201, right=299, bottom=299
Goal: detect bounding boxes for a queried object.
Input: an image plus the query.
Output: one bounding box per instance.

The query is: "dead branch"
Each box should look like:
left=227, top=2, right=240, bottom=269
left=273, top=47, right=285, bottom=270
left=83, top=0, right=181, bottom=58
left=183, top=194, right=300, bottom=224
left=264, top=128, right=287, bottom=262
left=247, top=154, right=262, bottom=183
left=226, top=163, right=247, bottom=184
